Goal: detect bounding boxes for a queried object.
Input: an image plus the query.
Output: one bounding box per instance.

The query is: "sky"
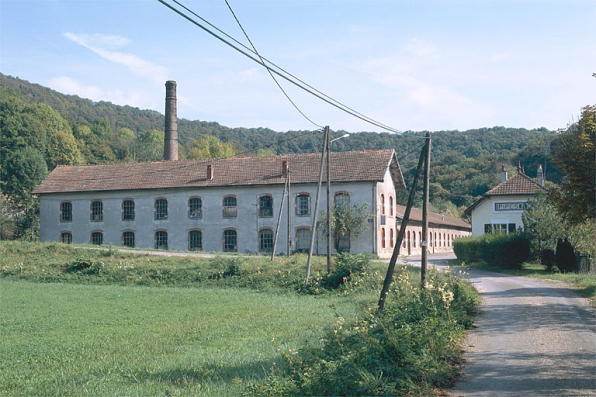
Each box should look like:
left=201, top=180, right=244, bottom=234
left=1, top=0, right=595, bottom=133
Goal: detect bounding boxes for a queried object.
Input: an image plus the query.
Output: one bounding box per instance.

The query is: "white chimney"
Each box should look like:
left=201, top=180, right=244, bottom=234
left=501, top=164, right=508, bottom=183
left=537, top=164, right=544, bottom=186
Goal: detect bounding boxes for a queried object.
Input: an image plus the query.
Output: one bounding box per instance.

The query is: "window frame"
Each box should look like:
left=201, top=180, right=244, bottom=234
left=223, top=196, right=238, bottom=218
left=259, top=228, right=274, bottom=252
left=188, top=197, right=203, bottom=219
left=122, top=199, right=135, bottom=221
left=258, top=195, right=274, bottom=218
left=381, top=194, right=385, bottom=216
left=223, top=229, right=237, bottom=252
left=334, top=191, right=350, bottom=207
left=91, top=231, right=103, bottom=245
left=155, top=198, right=168, bottom=220
left=295, top=227, right=311, bottom=253
left=155, top=230, right=168, bottom=250
left=188, top=229, right=203, bottom=251
left=60, top=231, right=72, bottom=244
left=90, top=200, right=103, bottom=222
left=296, top=193, right=311, bottom=216
left=122, top=230, right=135, bottom=248
left=60, top=201, right=72, bottom=222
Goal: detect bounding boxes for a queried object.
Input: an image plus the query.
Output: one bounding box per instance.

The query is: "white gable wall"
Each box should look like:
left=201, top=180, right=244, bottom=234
left=470, top=195, right=530, bottom=236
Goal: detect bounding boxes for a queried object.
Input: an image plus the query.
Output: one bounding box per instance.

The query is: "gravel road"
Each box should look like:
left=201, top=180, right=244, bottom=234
left=450, top=268, right=596, bottom=396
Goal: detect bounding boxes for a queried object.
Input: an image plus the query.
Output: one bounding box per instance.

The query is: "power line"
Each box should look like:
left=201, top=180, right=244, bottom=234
left=158, top=0, right=420, bottom=136
left=223, top=0, right=322, bottom=129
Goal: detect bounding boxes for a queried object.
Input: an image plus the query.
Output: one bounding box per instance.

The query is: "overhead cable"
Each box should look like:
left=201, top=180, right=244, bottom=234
left=158, top=0, right=419, bottom=136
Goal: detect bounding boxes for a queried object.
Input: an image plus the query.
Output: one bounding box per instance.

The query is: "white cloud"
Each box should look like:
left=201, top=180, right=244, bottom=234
left=64, top=32, right=167, bottom=85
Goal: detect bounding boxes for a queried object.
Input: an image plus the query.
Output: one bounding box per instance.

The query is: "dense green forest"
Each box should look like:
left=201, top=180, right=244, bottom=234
left=0, top=73, right=564, bottom=238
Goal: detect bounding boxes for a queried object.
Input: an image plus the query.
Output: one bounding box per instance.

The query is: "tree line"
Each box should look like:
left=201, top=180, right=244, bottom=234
left=0, top=73, right=580, bottom=240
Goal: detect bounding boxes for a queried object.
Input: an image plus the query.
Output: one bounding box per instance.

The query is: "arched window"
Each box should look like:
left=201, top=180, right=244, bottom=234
left=122, top=199, right=135, bottom=220
left=259, top=228, right=274, bottom=252
left=381, top=194, right=385, bottom=216
left=189, top=230, right=202, bottom=251
left=296, top=193, right=311, bottom=216
left=259, top=195, right=273, bottom=217
left=223, top=196, right=237, bottom=218
left=91, top=231, right=103, bottom=245
left=419, top=232, right=422, bottom=248
left=60, top=202, right=72, bottom=222
left=412, top=230, right=416, bottom=248
left=334, top=192, right=350, bottom=207
left=223, top=229, right=237, bottom=252
left=389, top=197, right=394, bottom=217
left=189, top=197, right=202, bottom=219
left=122, top=231, right=135, bottom=248
left=155, top=230, right=168, bottom=250
left=390, top=228, right=394, bottom=248
left=60, top=232, right=72, bottom=244
left=155, top=198, right=168, bottom=220
left=91, top=201, right=103, bottom=222
left=296, top=228, right=311, bottom=252
left=381, top=228, right=386, bottom=248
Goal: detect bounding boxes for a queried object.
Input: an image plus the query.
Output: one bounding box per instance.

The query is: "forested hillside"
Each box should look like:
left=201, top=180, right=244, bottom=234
left=1, top=73, right=562, bottom=238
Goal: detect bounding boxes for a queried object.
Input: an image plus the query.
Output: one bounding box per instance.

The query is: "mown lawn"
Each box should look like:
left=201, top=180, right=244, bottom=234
left=0, top=280, right=361, bottom=396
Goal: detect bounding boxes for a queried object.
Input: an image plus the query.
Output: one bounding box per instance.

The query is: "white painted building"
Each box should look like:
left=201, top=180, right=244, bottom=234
left=464, top=165, right=547, bottom=237
left=33, top=150, right=411, bottom=258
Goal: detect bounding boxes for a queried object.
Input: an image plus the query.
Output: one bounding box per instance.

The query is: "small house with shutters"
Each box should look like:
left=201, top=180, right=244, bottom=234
left=464, top=164, right=548, bottom=237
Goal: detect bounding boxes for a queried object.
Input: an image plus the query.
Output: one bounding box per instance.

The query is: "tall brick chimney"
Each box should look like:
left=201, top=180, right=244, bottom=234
left=164, top=81, right=178, bottom=161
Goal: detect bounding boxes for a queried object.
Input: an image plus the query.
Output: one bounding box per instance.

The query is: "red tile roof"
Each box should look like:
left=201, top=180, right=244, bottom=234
left=33, top=149, right=405, bottom=194
left=464, top=172, right=547, bottom=215
left=395, top=205, right=471, bottom=230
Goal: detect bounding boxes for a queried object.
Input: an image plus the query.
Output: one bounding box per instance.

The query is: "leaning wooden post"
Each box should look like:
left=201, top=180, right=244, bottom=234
left=305, top=127, right=329, bottom=284
left=377, top=144, right=426, bottom=313
left=421, top=132, right=431, bottom=288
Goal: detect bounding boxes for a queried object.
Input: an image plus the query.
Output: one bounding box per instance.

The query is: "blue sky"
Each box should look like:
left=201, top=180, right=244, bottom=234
left=1, top=0, right=594, bottom=133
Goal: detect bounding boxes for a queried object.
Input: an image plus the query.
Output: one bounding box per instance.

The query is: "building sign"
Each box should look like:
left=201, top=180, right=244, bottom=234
left=494, top=202, right=527, bottom=211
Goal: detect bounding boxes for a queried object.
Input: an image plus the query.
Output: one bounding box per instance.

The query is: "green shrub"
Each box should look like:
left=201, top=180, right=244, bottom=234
left=556, top=238, right=577, bottom=273
left=454, top=233, right=530, bottom=269
left=322, top=253, right=369, bottom=289
left=540, top=249, right=557, bottom=272
left=244, top=268, right=480, bottom=396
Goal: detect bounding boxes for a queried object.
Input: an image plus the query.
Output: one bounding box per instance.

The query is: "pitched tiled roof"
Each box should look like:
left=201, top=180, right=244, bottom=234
left=33, top=149, right=405, bottom=195
left=464, top=172, right=547, bottom=215
left=395, top=205, right=471, bottom=230
left=484, top=172, right=547, bottom=196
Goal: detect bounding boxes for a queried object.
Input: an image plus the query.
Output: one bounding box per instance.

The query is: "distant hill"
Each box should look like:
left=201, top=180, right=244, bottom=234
left=0, top=72, right=562, bottom=218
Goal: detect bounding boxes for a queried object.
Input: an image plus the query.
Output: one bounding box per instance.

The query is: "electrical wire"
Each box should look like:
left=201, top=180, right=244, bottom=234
left=158, top=0, right=424, bottom=137
left=223, top=0, right=322, bottom=129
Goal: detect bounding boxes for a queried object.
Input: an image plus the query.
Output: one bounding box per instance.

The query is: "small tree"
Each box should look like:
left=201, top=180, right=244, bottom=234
left=522, top=189, right=563, bottom=256
left=318, top=202, right=370, bottom=252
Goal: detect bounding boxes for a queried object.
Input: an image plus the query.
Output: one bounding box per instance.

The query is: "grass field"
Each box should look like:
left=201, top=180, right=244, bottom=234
left=0, top=280, right=364, bottom=396
left=0, top=242, right=479, bottom=396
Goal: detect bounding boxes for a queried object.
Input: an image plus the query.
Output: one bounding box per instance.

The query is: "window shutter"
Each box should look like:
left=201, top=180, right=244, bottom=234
left=484, top=224, right=492, bottom=234
left=508, top=223, right=516, bottom=233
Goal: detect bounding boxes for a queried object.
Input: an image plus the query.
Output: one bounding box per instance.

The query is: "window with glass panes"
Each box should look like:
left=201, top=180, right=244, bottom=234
left=122, top=200, right=135, bottom=220
left=223, top=229, right=237, bottom=252
left=189, top=230, right=202, bottom=251
left=223, top=196, right=237, bottom=218
left=189, top=198, right=202, bottom=219
left=155, top=199, right=168, bottom=220
left=296, top=194, right=310, bottom=216
left=259, top=229, right=274, bottom=252
left=60, top=232, right=72, bottom=244
left=122, top=231, right=135, bottom=247
left=259, top=195, right=273, bottom=217
left=91, top=231, right=103, bottom=245
left=155, top=231, right=168, bottom=249
left=60, top=202, right=72, bottom=222
left=91, top=201, right=103, bottom=221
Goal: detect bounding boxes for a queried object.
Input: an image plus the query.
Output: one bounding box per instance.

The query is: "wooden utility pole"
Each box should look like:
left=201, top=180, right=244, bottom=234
left=377, top=144, right=426, bottom=313
left=421, top=132, right=431, bottom=288
left=305, top=127, right=329, bottom=284
left=271, top=176, right=289, bottom=260
left=287, top=168, right=291, bottom=255
left=326, top=127, right=332, bottom=274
